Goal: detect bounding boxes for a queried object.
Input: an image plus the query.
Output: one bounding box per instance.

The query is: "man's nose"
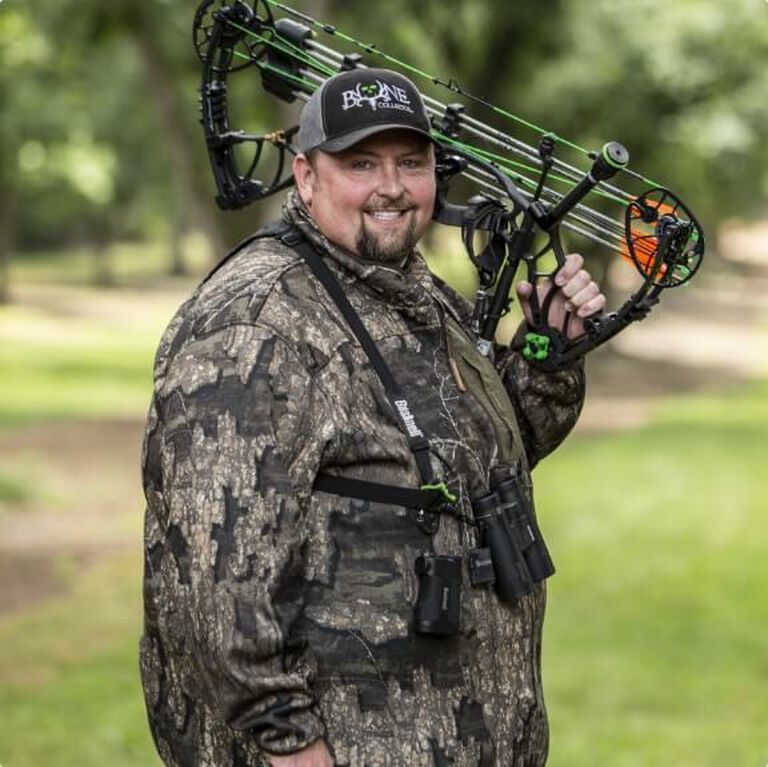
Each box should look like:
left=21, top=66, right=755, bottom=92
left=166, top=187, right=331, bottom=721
left=375, top=162, right=405, bottom=198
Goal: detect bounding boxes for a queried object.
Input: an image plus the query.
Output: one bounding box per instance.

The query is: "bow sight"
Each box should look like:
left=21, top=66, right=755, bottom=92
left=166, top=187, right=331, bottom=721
left=193, top=0, right=705, bottom=369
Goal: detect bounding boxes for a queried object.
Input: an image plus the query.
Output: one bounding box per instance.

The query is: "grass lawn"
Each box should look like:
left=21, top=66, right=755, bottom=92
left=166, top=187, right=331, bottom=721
left=1, top=247, right=766, bottom=765
left=0, top=553, right=162, bottom=767
left=539, top=380, right=768, bottom=766
left=0, top=277, right=196, bottom=431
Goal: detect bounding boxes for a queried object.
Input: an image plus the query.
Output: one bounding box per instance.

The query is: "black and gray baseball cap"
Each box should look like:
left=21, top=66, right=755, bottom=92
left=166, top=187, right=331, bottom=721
left=297, top=68, right=433, bottom=154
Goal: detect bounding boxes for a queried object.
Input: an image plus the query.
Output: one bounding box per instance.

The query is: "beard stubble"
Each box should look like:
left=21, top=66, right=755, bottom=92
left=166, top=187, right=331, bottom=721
left=355, top=215, right=419, bottom=265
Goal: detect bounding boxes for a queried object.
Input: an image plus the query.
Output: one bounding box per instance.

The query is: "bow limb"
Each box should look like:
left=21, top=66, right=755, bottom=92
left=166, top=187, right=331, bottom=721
left=196, top=0, right=304, bottom=209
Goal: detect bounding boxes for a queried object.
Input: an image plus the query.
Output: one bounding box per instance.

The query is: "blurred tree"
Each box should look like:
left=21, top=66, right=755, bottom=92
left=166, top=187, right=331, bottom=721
left=3, top=2, right=155, bottom=285
left=339, top=0, right=566, bottom=104
left=38, top=0, right=230, bottom=270
left=122, top=0, right=231, bottom=267
left=0, top=7, right=55, bottom=301
left=519, top=0, right=768, bottom=226
left=2, top=0, right=765, bottom=293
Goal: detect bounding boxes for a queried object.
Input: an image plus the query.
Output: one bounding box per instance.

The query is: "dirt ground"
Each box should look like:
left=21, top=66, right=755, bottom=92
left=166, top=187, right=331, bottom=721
left=0, top=418, right=145, bottom=613
left=1, top=265, right=766, bottom=615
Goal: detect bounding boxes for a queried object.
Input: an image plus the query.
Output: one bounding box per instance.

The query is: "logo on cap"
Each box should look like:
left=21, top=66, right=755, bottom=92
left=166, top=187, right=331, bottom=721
left=341, top=79, right=415, bottom=114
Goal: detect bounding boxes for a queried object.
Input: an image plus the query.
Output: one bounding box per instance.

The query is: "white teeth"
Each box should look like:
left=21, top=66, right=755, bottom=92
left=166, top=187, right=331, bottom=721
left=368, top=210, right=405, bottom=220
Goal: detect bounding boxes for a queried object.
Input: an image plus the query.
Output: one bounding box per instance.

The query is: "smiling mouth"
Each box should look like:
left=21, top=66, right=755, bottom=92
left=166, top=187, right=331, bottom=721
left=364, top=209, right=411, bottom=222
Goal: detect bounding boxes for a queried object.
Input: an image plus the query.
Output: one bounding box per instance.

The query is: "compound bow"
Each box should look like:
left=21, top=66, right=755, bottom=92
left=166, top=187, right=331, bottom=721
left=193, top=0, right=705, bottom=370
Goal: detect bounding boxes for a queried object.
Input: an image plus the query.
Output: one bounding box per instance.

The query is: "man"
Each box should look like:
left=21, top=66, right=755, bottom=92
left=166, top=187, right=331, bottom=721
left=141, top=68, right=605, bottom=766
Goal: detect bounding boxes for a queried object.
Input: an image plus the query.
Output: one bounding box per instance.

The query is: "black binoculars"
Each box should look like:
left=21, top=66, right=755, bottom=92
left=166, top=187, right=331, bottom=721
left=412, top=468, right=554, bottom=636
left=471, top=468, right=555, bottom=601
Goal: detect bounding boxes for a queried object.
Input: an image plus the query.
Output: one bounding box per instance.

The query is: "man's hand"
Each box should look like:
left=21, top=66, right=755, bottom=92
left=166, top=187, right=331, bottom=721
left=516, top=253, right=606, bottom=340
left=269, top=739, right=334, bottom=767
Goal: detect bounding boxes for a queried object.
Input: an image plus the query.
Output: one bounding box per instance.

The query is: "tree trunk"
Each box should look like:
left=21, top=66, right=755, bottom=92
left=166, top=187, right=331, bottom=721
left=127, top=20, right=228, bottom=264
left=91, top=229, right=115, bottom=287
left=0, top=186, right=14, bottom=304
left=169, top=207, right=187, bottom=277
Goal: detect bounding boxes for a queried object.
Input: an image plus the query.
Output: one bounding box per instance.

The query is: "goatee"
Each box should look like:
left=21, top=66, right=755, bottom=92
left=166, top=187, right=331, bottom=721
left=356, top=217, right=418, bottom=266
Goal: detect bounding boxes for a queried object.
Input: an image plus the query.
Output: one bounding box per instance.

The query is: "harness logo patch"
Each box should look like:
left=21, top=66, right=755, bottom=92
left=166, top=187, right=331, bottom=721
left=394, top=399, right=424, bottom=438
left=341, top=80, right=415, bottom=114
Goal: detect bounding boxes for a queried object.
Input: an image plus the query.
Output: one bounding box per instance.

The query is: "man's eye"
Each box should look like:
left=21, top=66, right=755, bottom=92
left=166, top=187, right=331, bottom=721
left=350, top=159, right=373, bottom=170
left=401, top=158, right=427, bottom=170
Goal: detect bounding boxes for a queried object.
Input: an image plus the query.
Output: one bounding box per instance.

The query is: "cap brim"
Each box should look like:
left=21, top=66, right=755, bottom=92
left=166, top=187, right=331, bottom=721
left=317, top=124, right=435, bottom=153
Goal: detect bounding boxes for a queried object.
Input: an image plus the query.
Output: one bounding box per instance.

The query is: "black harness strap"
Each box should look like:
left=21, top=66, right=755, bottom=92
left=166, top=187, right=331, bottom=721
left=313, top=475, right=447, bottom=511
left=201, top=221, right=454, bottom=518
left=280, top=227, right=453, bottom=517
left=201, top=221, right=293, bottom=285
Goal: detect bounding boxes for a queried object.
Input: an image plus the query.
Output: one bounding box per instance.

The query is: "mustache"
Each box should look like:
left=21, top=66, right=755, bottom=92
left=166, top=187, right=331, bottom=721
left=362, top=197, right=413, bottom=213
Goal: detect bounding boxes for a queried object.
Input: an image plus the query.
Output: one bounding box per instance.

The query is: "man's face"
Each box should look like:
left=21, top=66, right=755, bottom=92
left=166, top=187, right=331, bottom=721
left=293, top=129, right=436, bottom=264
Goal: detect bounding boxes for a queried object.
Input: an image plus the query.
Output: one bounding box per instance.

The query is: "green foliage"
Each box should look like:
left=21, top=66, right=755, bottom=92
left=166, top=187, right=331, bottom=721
left=3, top=1, right=215, bottom=251
left=3, top=0, right=766, bottom=260
left=519, top=0, right=768, bottom=224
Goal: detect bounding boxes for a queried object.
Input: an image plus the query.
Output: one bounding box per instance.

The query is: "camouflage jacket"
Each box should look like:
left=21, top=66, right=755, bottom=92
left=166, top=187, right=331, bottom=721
left=141, top=193, right=585, bottom=767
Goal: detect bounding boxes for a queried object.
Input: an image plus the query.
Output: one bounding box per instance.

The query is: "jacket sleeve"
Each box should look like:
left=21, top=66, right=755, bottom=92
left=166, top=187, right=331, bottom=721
left=495, top=334, right=586, bottom=469
left=152, top=321, right=334, bottom=756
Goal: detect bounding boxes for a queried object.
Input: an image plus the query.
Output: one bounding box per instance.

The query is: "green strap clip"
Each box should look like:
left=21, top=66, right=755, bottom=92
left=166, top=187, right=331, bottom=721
left=421, top=482, right=458, bottom=504
left=523, top=332, right=551, bottom=360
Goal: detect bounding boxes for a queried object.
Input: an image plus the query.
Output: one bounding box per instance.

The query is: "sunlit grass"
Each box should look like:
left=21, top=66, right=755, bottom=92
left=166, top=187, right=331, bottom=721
left=0, top=471, right=30, bottom=505
left=0, top=325, right=153, bottom=426
left=0, top=281, right=187, bottom=429
left=0, top=553, right=162, bottom=767
left=538, top=382, right=768, bottom=767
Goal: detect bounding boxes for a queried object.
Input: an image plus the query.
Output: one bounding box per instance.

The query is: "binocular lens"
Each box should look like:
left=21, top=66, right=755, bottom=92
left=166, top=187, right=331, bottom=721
left=494, top=475, right=555, bottom=582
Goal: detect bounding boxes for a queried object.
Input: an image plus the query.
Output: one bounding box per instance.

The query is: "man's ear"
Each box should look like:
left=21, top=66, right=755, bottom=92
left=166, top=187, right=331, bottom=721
left=292, top=153, right=315, bottom=208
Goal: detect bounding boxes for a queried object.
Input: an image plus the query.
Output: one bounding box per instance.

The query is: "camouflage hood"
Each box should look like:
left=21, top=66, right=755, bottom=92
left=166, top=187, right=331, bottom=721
left=282, top=189, right=438, bottom=325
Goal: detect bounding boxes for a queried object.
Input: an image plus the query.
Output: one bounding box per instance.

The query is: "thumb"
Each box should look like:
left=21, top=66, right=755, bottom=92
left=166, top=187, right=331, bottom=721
left=516, top=281, right=533, bottom=325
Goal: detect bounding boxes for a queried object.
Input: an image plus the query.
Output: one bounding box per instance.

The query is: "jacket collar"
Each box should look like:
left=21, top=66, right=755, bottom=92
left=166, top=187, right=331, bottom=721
left=282, top=190, right=439, bottom=324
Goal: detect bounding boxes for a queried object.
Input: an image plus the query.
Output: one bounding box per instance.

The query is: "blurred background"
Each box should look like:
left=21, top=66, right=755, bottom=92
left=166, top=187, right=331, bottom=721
left=1, top=0, right=766, bottom=764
